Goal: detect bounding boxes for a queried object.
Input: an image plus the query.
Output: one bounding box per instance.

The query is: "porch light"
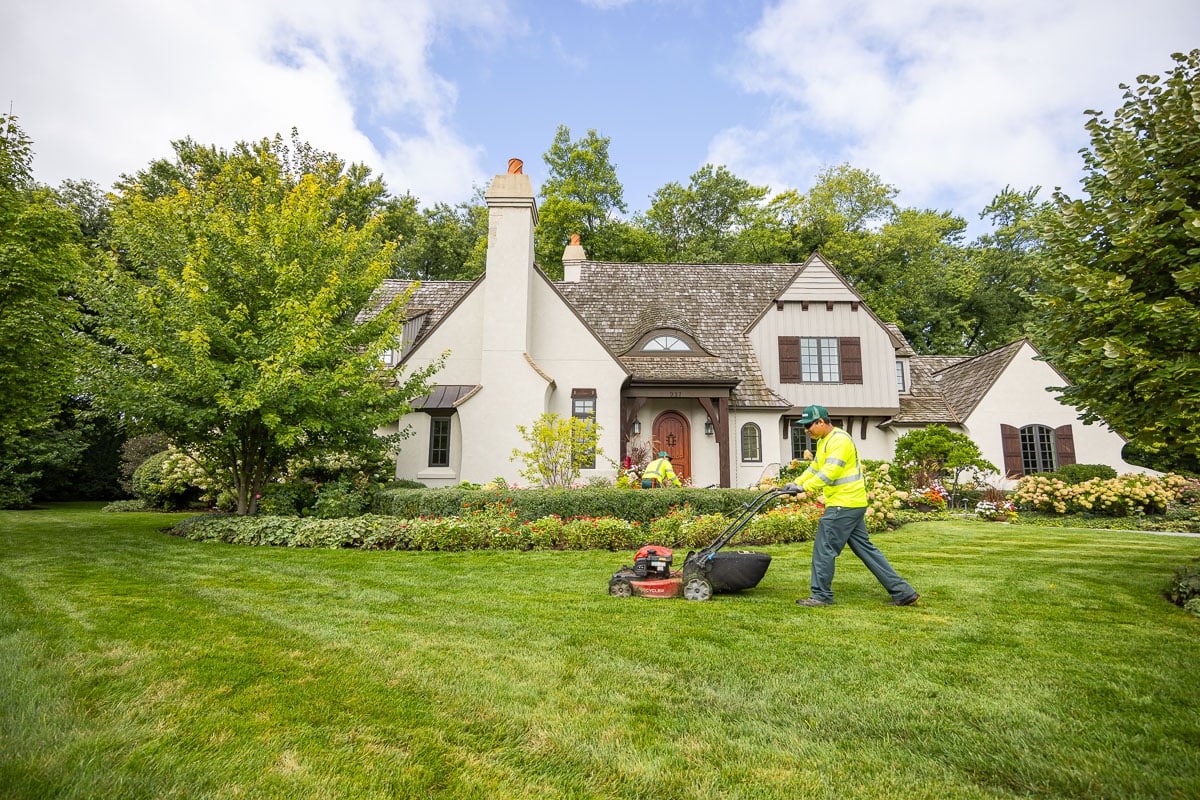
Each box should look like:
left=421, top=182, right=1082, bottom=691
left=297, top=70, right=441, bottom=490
left=704, top=419, right=714, bottom=436
left=632, top=420, right=641, bottom=435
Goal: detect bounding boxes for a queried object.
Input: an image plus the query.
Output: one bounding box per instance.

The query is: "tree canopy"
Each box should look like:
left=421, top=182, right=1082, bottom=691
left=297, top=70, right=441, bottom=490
left=892, top=424, right=997, bottom=495
left=646, top=164, right=769, bottom=263
left=0, top=114, right=85, bottom=438
left=1031, top=49, right=1200, bottom=459
left=84, top=134, right=438, bottom=514
left=535, top=126, right=635, bottom=276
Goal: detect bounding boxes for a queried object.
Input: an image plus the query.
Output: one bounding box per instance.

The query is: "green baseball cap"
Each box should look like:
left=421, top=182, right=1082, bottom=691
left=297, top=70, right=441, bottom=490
left=797, top=404, right=828, bottom=425
left=657, top=451, right=670, bottom=458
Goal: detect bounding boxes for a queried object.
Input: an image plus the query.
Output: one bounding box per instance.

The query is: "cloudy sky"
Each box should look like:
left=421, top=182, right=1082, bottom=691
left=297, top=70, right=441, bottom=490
left=3, top=0, right=1197, bottom=231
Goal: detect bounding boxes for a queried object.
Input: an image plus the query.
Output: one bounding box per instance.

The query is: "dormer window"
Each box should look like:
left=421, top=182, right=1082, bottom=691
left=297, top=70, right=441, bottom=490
left=642, top=335, right=691, bottom=352
left=629, top=329, right=706, bottom=356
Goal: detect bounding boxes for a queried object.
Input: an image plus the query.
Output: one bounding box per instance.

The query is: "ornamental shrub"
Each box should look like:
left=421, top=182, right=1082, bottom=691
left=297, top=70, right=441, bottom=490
left=1014, top=472, right=1185, bottom=516
left=257, top=481, right=318, bottom=516
left=131, top=450, right=204, bottom=510
left=562, top=516, right=638, bottom=550
left=313, top=476, right=377, bottom=519
left=1052, top=463, right=1117, bottom=485
left=744, top=501, right=822, bottom=544
left=1166, top=560, right=1200, bottom=616
left=1177, top=478, right=1200, bottom=506
left=643, top=506, right=728, bottom=549
left=863, top=461, right=906, bottom=531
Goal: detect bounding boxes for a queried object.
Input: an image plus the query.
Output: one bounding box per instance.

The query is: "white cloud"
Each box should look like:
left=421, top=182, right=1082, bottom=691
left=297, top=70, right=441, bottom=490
left=0, top=0, right=508, bottom=203
left=719, top=0, right=1200, bottom=221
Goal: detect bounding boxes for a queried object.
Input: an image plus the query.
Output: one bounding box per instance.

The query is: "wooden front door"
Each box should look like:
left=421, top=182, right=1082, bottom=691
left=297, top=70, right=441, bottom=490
left=653, top=411, right=691, bottom=481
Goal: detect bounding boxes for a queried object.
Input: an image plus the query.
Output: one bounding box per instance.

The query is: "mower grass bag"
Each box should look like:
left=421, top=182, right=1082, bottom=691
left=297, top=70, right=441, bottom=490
left=704, top=550, right=772, bottom=592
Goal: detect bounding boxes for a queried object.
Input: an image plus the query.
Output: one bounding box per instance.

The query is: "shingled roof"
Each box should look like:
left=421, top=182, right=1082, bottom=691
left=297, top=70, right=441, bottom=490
left=365, top=258, right=1029, bottom=419
left=365, top=278, right=477, bottom=349
left=555, top=260, right=798, bottom=408
left=886, top=340, right=1029, bottom=426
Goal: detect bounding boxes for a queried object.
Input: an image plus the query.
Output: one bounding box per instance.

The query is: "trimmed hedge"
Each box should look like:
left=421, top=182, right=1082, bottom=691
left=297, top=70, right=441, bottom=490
left=372, top=486, right=764, bottom=525
left=170, top=498, right=826, bottom=552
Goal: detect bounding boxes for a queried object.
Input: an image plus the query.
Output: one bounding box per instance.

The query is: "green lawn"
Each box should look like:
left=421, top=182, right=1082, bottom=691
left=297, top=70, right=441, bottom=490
left=1, top=504, right=1197, bottom=799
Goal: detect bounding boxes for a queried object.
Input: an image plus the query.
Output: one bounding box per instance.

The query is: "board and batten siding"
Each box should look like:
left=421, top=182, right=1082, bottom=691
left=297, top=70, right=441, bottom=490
left=748, top=301, right=900, bottom=411
left=777, top=268, right=860, bottom=302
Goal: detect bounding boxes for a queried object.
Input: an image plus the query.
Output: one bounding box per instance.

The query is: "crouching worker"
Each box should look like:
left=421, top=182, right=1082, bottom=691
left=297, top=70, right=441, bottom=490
left=641, top=451, right=682, bottom=489
left=792, top=405, right=919, bottom=607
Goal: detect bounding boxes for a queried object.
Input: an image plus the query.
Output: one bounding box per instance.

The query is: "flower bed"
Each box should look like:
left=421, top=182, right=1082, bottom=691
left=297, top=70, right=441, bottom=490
left=908, top=484, right=949, bottom=511
left=975, top=499, right=1017, bottom=522
left=1013, top=473, right=1189, bottom=516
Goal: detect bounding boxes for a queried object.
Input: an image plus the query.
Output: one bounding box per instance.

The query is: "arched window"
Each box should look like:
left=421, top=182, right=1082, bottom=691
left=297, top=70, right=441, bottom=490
left=741, top=423, right=762, bottom=463
left=641, top=335, right=691, bottom=352
left=1020, top=424, right=1056, bottom=473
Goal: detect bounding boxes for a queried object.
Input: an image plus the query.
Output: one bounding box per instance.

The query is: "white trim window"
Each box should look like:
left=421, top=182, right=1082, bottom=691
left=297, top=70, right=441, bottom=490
left=740, top=423, right=762, bottom=462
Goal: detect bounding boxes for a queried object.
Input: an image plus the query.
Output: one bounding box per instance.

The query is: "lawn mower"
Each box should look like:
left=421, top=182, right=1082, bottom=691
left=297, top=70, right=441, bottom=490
left=607, top=483, right=802, bottom=601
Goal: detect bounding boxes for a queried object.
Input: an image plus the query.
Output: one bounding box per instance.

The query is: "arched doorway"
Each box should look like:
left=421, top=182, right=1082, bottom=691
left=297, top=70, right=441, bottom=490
left=652, top=411, right=691, bottom=481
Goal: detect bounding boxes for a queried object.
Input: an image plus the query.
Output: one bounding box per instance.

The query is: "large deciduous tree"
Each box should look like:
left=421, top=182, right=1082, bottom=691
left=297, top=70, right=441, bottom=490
left=389, top=193, right=489, bottom=281
left=85, top=134, right=437, bottom=514
left=0, top=114, right=85, bottom=438
left=1031, top=50, right=1200, bottom=458
left=961, top=187, right=1048, bottom=352
left=536, top=126, right=630, bottom=276
left=646, top=164, right=769, bottom=263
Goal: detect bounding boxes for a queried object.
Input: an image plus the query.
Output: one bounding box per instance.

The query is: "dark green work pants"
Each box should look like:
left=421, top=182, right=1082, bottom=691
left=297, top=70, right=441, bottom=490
left=810, top=505, right=915, bottom=603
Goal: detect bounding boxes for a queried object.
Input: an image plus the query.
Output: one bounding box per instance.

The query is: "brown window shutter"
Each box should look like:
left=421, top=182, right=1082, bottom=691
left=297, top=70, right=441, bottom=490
left=839, top=337, right=863, bottom=384
left=1001, top=424, right=1023, bottom=477
left=1055, top=425, right=1076, bottom=467
left=779, top=336, right=800, bottom=383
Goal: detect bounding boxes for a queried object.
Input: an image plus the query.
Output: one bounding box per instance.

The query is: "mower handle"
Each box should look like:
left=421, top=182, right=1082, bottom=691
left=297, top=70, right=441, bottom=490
left=697, top=484, right=802, bottom=559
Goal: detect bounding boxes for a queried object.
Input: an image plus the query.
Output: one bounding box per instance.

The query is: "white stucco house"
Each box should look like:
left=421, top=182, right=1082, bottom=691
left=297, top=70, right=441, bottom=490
left=365, top=160, right=1145, bottom=488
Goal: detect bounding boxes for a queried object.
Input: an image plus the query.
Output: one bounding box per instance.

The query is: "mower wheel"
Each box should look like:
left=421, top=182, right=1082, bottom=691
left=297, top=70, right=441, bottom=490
left=683, top=576, right=713, bottom=602
left=609, top=579, right=633, bottom=598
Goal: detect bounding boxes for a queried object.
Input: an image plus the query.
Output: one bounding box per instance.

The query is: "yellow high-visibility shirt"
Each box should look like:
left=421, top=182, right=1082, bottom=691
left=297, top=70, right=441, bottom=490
left=644, top=457, right=680, bottom=487
left=797, top=428, right=868, bottom=508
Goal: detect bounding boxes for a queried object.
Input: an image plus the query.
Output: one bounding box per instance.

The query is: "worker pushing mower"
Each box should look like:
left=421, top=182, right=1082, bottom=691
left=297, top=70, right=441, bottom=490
left=609, top=404, right=918, bottom=605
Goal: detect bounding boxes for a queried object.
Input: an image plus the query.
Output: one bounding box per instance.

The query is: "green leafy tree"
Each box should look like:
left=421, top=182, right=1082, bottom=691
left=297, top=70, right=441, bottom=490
left=1031, top=50, right=1200, bottom=459
left=390, top=194, right=488, bottom=281
left=56, top=178, right=112, bottom=254
left=0, top=114, right=85, bottom=437
left=536, top=126, right=628, bottom=276
left=867, top=208, right=976, bottom=354
left=510, top=413, right=602, bottom=488
left=794, top=163, right=900, bottom=258
left=0, top=426, right=88, bottom=508
left=646, top=164, right=769, bottom=263
left=962, top=187, right=1049, bottom=352
left=892, top=425, right=997, bottom=498
left=84, top=134, right=439, bottom=514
